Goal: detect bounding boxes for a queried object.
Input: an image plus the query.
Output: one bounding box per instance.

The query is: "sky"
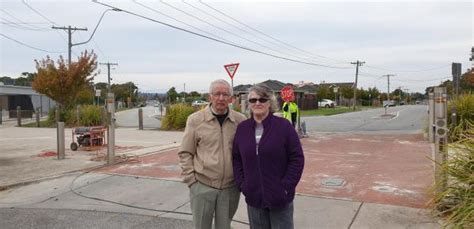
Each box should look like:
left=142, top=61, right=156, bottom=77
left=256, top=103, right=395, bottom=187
left=1, top=0, right=472, bottom=94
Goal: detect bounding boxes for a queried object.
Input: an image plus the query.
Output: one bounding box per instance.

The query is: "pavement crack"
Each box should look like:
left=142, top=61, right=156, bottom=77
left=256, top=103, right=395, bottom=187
left=347, top=201, right=363, bottom=229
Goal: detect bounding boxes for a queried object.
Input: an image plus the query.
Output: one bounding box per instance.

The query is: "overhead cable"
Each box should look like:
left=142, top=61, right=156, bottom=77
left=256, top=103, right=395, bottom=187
left=198, top=0, right=351, bottom=65
left=365, top=64, right=450, bottom=73
left=133, top=0, right=235, bottom=44
left=93, top=0, right=351, bottom=69
left=160, top=0, right=331, bottom=65
left=0, top=33, right=65, bottom=53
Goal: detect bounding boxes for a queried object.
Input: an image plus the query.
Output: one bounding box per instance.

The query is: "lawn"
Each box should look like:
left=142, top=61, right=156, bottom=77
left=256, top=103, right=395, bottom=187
left=300, top=106, right=361, bottom=116
left=21, top=120, right=52, bottom=127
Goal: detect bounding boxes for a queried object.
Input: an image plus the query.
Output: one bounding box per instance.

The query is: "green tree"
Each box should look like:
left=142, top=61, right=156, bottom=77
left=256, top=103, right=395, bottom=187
left=166, top=87, right=179, bottom=103
left=317, top=85, right=331, bottom=100
left=189, top=91, right=201, bottom=98
left=32, top=50, right=97, bottom=109
left=340, top=86, right=353, bottom=99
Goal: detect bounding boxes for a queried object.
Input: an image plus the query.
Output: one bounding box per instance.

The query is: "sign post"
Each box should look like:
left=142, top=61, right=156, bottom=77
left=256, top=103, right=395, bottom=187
left=224, top=63, right=240, bottom=90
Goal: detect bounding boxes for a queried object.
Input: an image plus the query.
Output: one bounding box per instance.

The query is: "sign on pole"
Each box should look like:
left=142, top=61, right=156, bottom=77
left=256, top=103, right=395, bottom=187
left=280, top=85, right=295, bottom=102
left=224, top=63, right=240, bottom=92
left=224, top=63, right=240, bottom=80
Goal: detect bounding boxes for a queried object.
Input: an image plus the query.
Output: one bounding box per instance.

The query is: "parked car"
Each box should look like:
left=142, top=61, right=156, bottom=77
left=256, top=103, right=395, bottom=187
left=191, top=100, right=209, bottom=106
left=318, top=99, right=335, bottom=108
left=383, top=100, right=396, bottom=107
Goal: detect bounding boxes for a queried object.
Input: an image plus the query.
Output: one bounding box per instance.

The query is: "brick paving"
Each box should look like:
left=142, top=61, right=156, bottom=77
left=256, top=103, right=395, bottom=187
left=98, top=133, right=433, bottom=208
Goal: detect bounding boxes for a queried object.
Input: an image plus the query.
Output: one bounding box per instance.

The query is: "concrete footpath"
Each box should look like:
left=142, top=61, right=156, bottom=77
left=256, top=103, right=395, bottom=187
left=0, top=124, right=441, bottom=228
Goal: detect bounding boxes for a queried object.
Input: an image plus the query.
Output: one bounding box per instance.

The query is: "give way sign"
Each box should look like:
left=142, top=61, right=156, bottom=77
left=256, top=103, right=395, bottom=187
left=224, top=63, right=240, bottom=80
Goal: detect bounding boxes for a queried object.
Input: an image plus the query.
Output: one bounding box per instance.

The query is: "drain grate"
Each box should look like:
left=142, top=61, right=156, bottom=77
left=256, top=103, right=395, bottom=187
left=321, top=178, right=345, bottom=187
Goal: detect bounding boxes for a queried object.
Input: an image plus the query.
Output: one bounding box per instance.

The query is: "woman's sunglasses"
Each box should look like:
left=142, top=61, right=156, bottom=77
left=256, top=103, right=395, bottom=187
left=248, top=98, right=269, bottom=103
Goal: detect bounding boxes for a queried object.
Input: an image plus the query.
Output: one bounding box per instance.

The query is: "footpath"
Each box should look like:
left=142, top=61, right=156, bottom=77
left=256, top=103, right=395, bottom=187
left=0, top=121, right=440, bottom=228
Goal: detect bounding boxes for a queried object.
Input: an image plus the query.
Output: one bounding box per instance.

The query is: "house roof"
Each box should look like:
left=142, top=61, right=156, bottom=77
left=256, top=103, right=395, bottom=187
left=233, top=84, right=252, bottom=93
left=298, top=84, right=318, bottom=93
left=319, top=82, right=355, bottom=88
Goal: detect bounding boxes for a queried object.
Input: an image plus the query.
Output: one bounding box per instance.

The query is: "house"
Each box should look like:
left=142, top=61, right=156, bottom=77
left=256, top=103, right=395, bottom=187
left=0, top=85, right=55, bottom=119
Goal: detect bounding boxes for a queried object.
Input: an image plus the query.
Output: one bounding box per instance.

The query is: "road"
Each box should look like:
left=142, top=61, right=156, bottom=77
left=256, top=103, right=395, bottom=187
left=302, top=105, right=427, bottom=133
left=115, top=105, right=162, bottom=129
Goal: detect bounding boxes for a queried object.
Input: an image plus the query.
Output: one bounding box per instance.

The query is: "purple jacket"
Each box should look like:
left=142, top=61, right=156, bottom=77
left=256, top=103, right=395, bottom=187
left=232, top=113, right=304, bottom=209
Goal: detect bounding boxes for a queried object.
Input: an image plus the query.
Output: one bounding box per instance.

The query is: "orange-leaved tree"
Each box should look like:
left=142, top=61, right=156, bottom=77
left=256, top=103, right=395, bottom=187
left=32, top=50, right=97, bottom=109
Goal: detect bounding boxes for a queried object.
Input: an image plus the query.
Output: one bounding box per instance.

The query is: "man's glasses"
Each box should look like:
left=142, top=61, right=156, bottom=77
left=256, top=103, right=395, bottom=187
left=212, top=92, right=230, bottom=98
left=248, top=98, right=269, bottom=103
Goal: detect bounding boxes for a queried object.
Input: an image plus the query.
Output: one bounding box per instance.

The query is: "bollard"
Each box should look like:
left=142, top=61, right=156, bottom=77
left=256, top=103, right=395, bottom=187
left=108, top=116, right=115, bottom=165
left=17, top=106, right=21, bottom=127
left=138, top=108, right=143, bottom=130
left=36, top=108, right=40, bottom=127
left=0, top=109, right=2, bottom=125
left=57, top=122, right=65, bottom=160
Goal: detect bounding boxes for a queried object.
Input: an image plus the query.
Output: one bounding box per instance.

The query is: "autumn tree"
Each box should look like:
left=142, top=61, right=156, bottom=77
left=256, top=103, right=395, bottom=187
left=460, top=69, right=474, bottom=92
left=32, top=50, right=97, bottom=109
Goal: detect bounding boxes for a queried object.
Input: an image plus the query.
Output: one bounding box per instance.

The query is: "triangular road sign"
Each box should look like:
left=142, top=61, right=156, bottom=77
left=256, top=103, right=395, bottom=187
left=224, top=63, right=240, bottom=80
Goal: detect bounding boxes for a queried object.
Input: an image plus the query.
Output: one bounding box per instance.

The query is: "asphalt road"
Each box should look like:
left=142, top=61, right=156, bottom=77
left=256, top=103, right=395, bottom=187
left=302, top=105, right=428, bottom=133
left=115, top=105, right=162, bottom=129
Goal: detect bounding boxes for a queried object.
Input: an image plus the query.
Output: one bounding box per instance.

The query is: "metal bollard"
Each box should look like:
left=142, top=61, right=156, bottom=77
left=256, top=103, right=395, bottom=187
left=138, top=108, right=143, bottom=130
left=57, top=122, right=65, bottom=160
left=36, top=108, right=40, bottom=127
left=17, top=106, right=21, bottom=127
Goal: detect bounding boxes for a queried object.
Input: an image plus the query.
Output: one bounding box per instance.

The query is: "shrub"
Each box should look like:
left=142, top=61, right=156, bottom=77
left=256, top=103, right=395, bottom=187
left=430, top=122, right=473, bottom=228
left=161, top=103, right=195, bottom=130
left=78, top=105, right=104, bottom=126
left=448, top=93, right=474, bottom=141
left=47, top=107, right=75, bottom=126
left=47, top=105, right=104, bottom=127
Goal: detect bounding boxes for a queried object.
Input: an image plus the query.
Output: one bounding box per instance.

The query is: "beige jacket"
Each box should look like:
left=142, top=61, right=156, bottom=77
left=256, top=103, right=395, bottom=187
left=178, top=106, right=246, bottom=189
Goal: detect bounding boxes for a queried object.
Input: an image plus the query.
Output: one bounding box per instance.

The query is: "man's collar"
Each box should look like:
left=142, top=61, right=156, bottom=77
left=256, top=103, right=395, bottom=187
left=204, top=104, right=236, bottom=122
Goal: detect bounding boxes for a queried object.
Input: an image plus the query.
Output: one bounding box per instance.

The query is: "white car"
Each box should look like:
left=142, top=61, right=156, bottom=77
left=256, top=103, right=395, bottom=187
left=192, top=100, right=209, bottom=106
left=383, top=100, right=396, bottom=107
left=318, top=99, right=335, bottom=108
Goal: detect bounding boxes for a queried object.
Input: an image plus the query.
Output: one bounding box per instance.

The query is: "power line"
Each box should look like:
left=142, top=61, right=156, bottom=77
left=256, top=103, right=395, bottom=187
left=198, top=0, right=351, bottom=65
left=93, top=0, right=350, bottom=69
left=132, top=0, right=235, bottom=44
left=20, top=0, right=80, bottom=57
left=0, top=33, right=65, bottom=53
left=159, top=0, right=326, bottom=64
left=392, top=76, right=450, bottom=82
left=22, top=0, right=57, bottom=25
left=365, top=64, right=450, bottom=73
left=184, top=0, right=341, bottom=66
left=0, top=9, right=49, bottom=31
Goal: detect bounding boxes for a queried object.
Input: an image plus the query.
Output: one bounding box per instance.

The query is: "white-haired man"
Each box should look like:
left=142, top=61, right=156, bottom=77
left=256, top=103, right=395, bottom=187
left=178, top=79, right=246, bottom=229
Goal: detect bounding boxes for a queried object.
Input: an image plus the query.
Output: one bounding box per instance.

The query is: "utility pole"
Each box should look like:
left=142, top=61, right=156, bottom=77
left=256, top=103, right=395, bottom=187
left=52, top=26, right=88, bottom=66
left=383, top=74, right=395, bottom=102
left=51, top=26, right=87, bottom=160
left=183, top=83, right=186, bottom=102
left=99, top=62, right=118, bottom=165
left=351, top=60, right=365, bottom=110
left=99, top=62, right=118, bottom=94
left=470, top=46, right=473, bottom=63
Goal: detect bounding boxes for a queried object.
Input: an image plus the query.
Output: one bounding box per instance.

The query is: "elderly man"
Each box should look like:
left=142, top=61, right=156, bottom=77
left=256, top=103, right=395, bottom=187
left=178, top=79, right=246, bottom=229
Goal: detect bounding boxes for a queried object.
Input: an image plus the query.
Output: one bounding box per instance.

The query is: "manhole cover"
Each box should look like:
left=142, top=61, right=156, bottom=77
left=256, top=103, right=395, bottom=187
left=321, top=178, right=345, bottom=187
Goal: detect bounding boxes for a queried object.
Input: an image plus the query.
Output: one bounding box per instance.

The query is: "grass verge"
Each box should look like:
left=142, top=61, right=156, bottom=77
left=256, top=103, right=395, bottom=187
left=300, top=106, right=361, bottom=116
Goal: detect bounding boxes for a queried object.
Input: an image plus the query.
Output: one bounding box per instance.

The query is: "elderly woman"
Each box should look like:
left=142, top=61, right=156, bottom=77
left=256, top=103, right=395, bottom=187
left=232, top=84, right=305, bottom=229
